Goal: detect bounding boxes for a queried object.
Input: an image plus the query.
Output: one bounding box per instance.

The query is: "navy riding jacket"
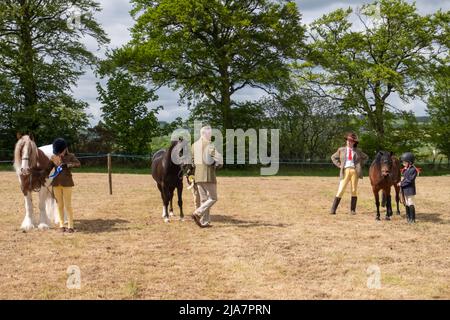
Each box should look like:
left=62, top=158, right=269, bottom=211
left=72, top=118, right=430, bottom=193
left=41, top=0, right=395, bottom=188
left=401, top=165, right=417, bottom=197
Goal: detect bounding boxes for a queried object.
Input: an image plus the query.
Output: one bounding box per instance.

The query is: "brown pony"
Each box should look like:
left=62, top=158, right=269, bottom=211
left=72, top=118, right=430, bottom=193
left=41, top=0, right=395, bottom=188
left=369, top=151, right=401, bottom=220
left=13, top=135, right=59, bottom=230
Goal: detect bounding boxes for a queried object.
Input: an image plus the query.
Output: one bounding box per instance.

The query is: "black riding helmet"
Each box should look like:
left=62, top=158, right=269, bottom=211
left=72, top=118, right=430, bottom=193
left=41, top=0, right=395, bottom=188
left=53, top=138, right=67, bottom=155
left=401, top=152, right=415, bottom=164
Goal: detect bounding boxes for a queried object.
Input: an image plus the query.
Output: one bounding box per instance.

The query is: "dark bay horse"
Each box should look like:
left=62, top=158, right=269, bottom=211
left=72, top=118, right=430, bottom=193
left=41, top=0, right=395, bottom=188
left=151, top=139, right=186, bottom=223
left=369, top=151, right=401, bottom=220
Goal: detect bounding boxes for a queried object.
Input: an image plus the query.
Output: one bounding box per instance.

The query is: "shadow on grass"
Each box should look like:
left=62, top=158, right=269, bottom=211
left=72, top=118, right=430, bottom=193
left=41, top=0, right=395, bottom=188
left=212, top=214, right=288, bottom=228
left=75, top=218, right=130, bottom=233
left=418, top=212, right=450, bottom=224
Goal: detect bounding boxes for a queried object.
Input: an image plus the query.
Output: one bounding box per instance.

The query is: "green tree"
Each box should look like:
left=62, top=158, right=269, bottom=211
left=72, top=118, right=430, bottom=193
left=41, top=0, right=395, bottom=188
left=427, top=69, right=450, bottom=165
left=106, top=0, right=305, bottom=131
left=297, top=0, right=448, bottom=149
left=264, top=92, right=351, bottom=160
left=358, top=111, right=425, bottom=158
left=0, top=0, right=109, bottom=145
left=97, top=72, right=161, bottom=154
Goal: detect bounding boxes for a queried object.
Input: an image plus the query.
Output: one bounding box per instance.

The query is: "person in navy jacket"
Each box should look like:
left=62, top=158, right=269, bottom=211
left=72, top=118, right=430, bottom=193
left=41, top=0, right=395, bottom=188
left=398, top=152, right=418, bottom=223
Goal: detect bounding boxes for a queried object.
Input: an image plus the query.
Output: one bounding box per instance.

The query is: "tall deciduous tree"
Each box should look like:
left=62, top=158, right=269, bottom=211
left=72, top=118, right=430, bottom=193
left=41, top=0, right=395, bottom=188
left=264, top=93, right=350, bottom=160
left=106, top=0, right=305, bottom=131
left=427, top=68, right=450, bottom=164
left=297, top=0, right=448, bottom=149
left=0, top=0, right=109, bottom=146
left=97, top=72, right=161, bottom=154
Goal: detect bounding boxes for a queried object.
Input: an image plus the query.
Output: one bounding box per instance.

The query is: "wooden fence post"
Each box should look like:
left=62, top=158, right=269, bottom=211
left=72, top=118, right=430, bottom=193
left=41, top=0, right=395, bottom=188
left=107, top=153, right=112, bottom=195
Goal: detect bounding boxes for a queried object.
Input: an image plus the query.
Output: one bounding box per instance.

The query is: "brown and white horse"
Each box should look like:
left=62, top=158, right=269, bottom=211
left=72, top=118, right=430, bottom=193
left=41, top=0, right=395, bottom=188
left=13, top=135, right=62, bottom=230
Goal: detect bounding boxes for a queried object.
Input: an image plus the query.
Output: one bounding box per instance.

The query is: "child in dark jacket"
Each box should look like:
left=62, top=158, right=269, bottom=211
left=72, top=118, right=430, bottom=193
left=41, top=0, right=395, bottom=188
left=398, top=152, right=418, bottom=223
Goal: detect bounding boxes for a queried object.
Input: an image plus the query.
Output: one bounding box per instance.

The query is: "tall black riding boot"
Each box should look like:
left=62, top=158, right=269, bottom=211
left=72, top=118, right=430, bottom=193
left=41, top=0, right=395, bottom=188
left=409, top=205, right=416, bottom=223
left=330, top=197, right=341, bottom=215
left=350, top=196, right=357, bottom=215
left=405, top=206, right=411, bottom=223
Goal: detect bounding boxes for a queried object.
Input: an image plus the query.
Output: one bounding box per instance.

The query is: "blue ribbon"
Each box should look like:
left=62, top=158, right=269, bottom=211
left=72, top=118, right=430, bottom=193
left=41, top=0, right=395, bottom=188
left=49, top=165, right=63, bottom=178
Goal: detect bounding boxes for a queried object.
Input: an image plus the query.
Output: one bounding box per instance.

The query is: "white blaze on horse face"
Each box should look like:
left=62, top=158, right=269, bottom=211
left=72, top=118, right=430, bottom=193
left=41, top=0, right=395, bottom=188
left=21, top=142, right=30, bottom=174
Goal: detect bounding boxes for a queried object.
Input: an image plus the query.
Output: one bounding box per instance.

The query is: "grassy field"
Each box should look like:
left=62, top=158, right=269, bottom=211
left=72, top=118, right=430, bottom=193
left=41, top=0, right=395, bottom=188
left=2, top=162, right=450, bottom=176
left=0, top=172, right=449, bottom=299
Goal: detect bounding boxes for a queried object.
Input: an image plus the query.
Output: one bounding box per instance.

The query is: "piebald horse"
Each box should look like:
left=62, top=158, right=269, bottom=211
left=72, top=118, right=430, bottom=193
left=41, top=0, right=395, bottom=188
left=13, top=135, right=62, bottom=230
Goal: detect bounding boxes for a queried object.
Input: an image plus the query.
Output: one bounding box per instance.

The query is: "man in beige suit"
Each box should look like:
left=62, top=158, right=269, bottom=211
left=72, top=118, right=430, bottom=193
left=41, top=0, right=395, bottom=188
left=330, top=132, right=368, bottom=215
left=191, top=125, right=223, bottom=228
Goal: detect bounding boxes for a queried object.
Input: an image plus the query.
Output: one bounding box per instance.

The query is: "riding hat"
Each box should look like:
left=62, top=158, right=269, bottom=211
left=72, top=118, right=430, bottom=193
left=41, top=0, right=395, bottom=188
left=345, top=132, right=359, bottom=143
left=53, top=138, right=67, bottom=155
left=401, top=152, right=415, bottom=164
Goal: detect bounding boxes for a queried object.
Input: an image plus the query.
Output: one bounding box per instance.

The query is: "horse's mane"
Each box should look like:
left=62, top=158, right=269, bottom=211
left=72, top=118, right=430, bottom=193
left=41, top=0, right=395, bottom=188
left=152, top=149, right=166, bottom=161
left=13, top=135, right=38, bottom=173
left=373, top=151, right=383, bottom=165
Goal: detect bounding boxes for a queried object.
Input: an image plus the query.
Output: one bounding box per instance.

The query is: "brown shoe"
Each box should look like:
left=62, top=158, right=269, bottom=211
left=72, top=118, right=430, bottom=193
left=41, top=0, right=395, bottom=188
left=59, top=227, right=67, bottom=233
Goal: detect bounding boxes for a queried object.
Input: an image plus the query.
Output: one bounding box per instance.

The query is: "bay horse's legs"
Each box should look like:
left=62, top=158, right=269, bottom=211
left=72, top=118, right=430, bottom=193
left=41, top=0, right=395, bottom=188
left=394, top=184, right=401, bottom=215
left=37, top=188, right=50, bottom=230
left=177, top=181, right=184, bottom=221
left=162, top=187, right=173, bottom=223
left=157, top=183, right=168, bottom=220
left=21, top=193, right=35, bottom=231
left=385, top=188, right=393, bottom=220
left=169, top=198, right=174, bottom=217
left=373, top=187, right=381, bottom=221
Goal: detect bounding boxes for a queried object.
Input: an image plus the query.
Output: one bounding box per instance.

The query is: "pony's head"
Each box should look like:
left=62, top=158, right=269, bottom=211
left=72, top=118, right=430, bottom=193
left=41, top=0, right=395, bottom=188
left=169, top=137, right=194, bottom=173
left=375, top=151, right=394, bottom=178
left=14, top=135, right=38, bottom=176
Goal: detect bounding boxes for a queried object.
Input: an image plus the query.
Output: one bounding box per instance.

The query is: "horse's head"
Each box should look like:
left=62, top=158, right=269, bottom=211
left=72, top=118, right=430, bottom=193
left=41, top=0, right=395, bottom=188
left=169, top=136, right=193, bottom=173
left=376, top=151, right=394, bottom=178
left=14, top=135, right=38, bottom=176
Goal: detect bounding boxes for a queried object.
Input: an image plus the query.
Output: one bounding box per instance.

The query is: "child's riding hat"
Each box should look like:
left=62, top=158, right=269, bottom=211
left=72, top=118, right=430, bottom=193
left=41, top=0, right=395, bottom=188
left=401, top=152, right=415, bottom=164
left=52, top=138, right=67, bottom=155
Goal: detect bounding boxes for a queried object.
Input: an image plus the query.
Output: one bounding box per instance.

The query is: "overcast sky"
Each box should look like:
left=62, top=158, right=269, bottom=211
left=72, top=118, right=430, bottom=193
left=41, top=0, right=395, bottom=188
left=75, top=0, right=450, bottom=125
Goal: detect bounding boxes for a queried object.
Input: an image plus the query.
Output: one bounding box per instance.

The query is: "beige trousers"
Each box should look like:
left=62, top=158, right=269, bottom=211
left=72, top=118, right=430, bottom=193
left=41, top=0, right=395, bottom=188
left=53, top=186, right=74, bottom=228
left=405, top=195, right=415, bottom=206
left=336, top=168, right=359, bottom=198
left=195, top=182, right=218, bottom=225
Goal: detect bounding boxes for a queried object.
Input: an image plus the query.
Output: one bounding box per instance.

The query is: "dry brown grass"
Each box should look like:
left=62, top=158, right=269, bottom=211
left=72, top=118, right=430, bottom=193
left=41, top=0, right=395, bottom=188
left=0, top=172, right=449, bottom=300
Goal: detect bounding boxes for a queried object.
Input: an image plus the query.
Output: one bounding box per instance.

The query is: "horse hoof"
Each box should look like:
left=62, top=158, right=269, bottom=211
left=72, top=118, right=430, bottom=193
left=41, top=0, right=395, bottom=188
left=376, top=217, right=381, bottom=221
left=179, top=217, right=185, bottom=222
left=20, top=219, right=35, bottom=231
left=169, top=211, right=174, bottom=217
left=385, top=216, right=391, bottom=221
left=38, top=223, right=50, bottom=230
left=163, top=218, right=170, bottom=223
